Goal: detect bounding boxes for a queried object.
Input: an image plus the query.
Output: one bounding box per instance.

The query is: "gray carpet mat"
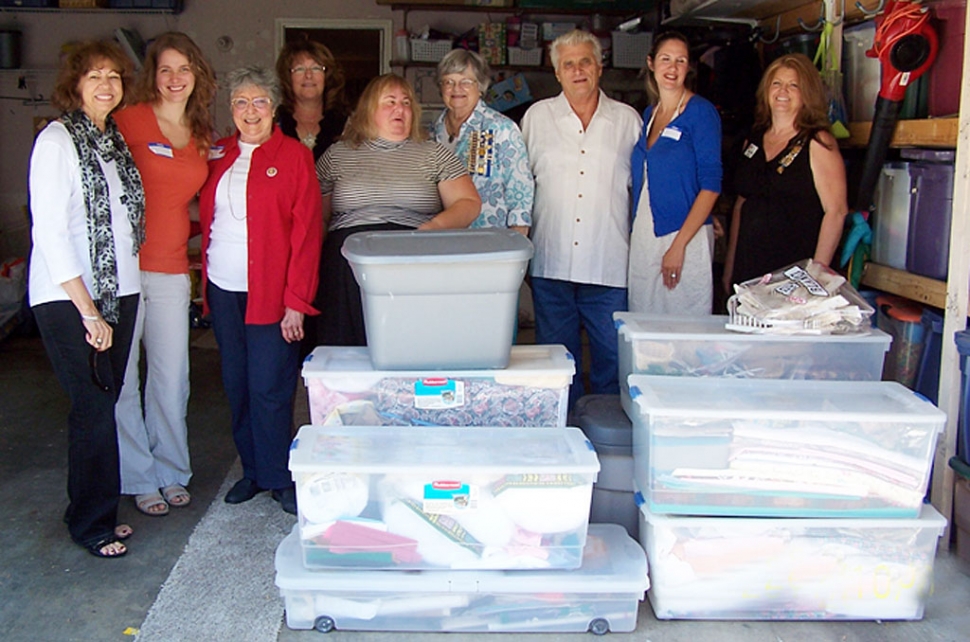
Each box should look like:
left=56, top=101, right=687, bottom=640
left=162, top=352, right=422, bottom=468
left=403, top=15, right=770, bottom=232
left=136, top=459, right=295, bottom=641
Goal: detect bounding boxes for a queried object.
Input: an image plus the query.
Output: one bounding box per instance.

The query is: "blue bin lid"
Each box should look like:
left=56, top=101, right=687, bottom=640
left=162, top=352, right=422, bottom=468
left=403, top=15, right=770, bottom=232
left=956, top=330, right=970, bottom=356
left=573, top=394, right=632, bottom=449
left=900, top=148, right=955, bottom=163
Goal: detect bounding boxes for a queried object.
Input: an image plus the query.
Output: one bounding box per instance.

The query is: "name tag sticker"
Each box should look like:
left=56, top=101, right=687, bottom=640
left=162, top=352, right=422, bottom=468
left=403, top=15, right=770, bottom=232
left=208, top=145, right=226, bottom=160
left=148, top=143, right=174, bottom=158
left=661, top=127, right=682, bottom=141
left=744, top=143, right=759, bottom=158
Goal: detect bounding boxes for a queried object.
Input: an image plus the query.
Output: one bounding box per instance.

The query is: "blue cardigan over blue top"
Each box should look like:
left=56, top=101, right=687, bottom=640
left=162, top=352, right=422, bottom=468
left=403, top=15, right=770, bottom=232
left=631, top=95, right=723, bottom=237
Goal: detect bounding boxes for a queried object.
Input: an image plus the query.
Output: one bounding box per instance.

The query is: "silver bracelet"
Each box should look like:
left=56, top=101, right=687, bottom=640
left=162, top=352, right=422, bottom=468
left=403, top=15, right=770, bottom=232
left=80, top=314, right=100, bottom=321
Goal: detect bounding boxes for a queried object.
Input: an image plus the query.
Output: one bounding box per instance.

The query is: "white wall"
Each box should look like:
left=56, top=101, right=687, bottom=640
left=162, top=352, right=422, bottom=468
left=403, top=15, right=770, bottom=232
left=0, top=0, right=394, bottom=259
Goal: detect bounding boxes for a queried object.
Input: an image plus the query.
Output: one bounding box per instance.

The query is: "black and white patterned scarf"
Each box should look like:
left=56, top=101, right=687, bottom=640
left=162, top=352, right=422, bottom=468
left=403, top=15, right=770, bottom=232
left=61, top=109, right=145, bottom=323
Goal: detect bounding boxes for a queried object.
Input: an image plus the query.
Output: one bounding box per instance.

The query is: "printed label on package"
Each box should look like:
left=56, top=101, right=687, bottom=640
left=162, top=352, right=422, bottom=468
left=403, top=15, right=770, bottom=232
left=413, top=378, right=465, bottom=409
left=422, top=480, right=479, bottom=513
left=782, top=265, right=828, bottom=296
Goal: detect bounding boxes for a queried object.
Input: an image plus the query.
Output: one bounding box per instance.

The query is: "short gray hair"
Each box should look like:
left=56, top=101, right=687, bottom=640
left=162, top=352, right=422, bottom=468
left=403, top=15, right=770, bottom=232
left=436, top=49, right=491, bottom=93
left=225, top=65, right=281, bottom=108
left=550, top=30, right=602, bottom=70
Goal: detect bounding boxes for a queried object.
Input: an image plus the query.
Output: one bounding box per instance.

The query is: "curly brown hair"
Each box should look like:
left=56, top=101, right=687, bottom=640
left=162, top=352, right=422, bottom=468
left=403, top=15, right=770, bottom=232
left=275, top=38, right=347, bottom=114
left=131, top=32, right=217, bottom=152
left=51, top=40, right=133, bottom=113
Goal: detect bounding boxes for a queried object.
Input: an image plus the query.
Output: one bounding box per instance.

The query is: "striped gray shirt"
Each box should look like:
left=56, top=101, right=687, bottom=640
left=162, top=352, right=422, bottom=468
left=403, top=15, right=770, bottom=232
left=317, top=138, right=467, bottom=231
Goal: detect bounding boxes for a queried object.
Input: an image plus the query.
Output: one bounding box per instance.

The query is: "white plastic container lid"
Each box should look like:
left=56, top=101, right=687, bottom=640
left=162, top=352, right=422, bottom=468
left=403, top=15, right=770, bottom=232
left=303, top=345, right=575, bottom=388
left=615, top=312, right=892, bottom=345
left=639, top=499, right=946, bottom=533
left=341, top=229, right=534, bottom=265
left=276, top=523, right=647, bottom=593
left=628, top=376, right=946, bottom=428
left=289, top=425, right=600, bottom=476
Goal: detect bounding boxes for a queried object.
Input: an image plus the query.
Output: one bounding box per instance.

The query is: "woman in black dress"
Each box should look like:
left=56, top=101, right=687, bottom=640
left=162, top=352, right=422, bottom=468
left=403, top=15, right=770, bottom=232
left=722, top=53, right=848, bottom=289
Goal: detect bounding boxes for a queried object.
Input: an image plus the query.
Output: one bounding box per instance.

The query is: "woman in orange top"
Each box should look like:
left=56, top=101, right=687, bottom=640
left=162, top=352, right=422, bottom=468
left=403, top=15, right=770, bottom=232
left=113, top=32, right=216, bottom=517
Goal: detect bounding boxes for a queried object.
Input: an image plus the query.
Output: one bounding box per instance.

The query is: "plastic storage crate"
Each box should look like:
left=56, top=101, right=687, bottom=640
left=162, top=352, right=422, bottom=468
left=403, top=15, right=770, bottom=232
left=876, top=293, right=925, bottom=388
left=507, top=46, right=542, bottom=66
left=871, top=161, right=911, bottom=270
left=289, top=424, right=600, bottom=570
left=276, top=523, right=647, bottom=634
left=611, top=31, right=652, bottom=69
left=842, top=21, right=879, bottom=122
left=628, top=376, right=945, bottom=517
left=904, top=148, right=954, bottom=281
left=639, top=503, right=946, bottom=621
left=410, top=38, right=453, bottom=62
left=342, top=229, right=533, bottom=369
left=614, top=312, right=891, bottom=416
left=302, top=345, right=574, bottom=427
left=957, top=329, right=970, bottom=465
left=574, top=394, right=637, bottom=539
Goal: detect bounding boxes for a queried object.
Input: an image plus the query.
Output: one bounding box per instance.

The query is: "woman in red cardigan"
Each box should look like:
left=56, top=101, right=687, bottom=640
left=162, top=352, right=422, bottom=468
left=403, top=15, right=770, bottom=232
left=198, top=66, right=322, bottom=515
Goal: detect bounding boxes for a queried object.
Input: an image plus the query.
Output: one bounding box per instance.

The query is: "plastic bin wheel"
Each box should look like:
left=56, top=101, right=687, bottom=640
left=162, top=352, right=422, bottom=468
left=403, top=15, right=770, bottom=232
left=588, top=617, right=610, bottom=635
left=313, top=615, right=335, bottom=633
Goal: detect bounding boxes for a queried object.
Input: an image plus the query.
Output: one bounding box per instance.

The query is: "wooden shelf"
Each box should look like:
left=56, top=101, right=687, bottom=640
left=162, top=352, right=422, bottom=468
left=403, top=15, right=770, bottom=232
left=842, top=118, right=959, bottom=149
left=382, top=2, right=641, bottom=15
left=0, top=7, right=180, bottom=14
left=860, top=263, right=947, bottom=309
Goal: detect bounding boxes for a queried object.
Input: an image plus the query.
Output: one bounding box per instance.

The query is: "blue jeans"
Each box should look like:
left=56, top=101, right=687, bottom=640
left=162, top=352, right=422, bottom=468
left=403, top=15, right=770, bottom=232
left=207, top=283, right=298, bottom=490
left=33, top=295, right=138, bottom=548
left=530, top=277, right=627, bottom=409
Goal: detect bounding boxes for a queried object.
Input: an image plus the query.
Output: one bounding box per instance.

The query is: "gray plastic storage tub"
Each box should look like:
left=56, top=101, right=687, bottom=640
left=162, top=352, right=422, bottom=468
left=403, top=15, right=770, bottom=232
left=342, top=229, right=533, bottom=370
left=574, top=394, right=638, bottom=539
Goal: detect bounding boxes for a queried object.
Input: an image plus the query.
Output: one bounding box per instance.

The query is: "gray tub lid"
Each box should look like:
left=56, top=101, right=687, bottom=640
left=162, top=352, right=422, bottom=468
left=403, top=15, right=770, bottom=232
left=574, top=394, right=632, bottom=448
left=341, top=229, right=534, bottom=264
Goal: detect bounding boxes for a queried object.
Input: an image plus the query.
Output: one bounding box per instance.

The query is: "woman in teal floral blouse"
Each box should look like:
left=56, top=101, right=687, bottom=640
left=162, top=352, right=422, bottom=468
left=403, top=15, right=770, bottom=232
left=433, top=49, right=534, bottom=235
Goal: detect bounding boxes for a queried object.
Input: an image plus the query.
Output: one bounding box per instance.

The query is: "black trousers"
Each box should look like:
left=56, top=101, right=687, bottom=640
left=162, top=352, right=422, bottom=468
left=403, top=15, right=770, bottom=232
left=33, top=295, right=138, bottom=548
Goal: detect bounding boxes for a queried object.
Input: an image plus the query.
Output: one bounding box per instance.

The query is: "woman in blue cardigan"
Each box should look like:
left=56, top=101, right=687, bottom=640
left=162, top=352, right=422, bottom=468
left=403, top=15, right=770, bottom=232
left=628, top=31, right=722, bottom=315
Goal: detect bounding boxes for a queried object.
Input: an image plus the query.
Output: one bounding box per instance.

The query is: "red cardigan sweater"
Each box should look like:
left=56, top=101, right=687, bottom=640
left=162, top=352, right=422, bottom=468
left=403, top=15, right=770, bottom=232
left=199, top=127, right=323, bottom=324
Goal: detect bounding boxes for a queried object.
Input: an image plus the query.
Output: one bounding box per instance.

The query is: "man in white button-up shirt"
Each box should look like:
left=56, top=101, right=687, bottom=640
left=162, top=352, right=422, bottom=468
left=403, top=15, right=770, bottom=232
left=522, top=30, right=641, bottom=409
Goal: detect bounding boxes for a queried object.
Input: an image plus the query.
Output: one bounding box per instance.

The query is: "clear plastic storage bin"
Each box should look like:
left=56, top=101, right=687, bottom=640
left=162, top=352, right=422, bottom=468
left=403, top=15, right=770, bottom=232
left=342, top=229, right=533, bottom=370
left=302, top=345, right=574, bottom=427
left=628, top=376, right=944, bottom=517
left=276, top=523, right=648, bottom=634
left=614, top=312, right=891, bottom=416
left=289, top=424, right=600, bottom=570
left=640, top=503, right=946, bottom=621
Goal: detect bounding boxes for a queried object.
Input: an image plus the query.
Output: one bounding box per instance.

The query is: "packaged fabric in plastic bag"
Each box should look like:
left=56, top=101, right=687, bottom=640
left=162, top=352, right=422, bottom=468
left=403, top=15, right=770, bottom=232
left=727, top=259, right=873, bottom=335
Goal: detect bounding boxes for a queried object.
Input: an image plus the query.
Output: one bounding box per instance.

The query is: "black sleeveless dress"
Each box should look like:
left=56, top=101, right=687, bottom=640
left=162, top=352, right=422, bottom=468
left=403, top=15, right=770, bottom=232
left=732, top=129, right=825, bottom=284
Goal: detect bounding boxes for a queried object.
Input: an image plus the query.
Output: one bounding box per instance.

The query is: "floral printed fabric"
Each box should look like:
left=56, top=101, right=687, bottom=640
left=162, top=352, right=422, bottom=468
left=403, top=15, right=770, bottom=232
left=433, top=100, right=534, bottom=229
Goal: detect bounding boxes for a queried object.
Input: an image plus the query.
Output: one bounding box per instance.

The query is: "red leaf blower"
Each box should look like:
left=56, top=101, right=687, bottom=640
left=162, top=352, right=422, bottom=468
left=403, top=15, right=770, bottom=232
left=854, top=0, right=938, bottom=212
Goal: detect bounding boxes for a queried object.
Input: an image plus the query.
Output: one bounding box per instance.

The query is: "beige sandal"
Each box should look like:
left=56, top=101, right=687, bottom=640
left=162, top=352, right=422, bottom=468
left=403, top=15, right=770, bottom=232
left=161, top=484, right=191, bottom=508
left=135, top=492, right=169, bottom=516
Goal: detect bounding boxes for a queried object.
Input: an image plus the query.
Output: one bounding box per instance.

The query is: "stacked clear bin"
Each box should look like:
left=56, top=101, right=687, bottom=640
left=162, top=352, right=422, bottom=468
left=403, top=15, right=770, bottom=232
left=273, top=226, right=651, bottom=636
left=277, top=411, right=650, bottom=634
left=613, top=312, right=948, bottom=621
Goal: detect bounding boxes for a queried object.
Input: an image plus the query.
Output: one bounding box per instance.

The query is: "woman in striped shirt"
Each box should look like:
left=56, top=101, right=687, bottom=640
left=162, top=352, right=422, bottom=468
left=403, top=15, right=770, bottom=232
left=314, top=73, right=481, bottom=346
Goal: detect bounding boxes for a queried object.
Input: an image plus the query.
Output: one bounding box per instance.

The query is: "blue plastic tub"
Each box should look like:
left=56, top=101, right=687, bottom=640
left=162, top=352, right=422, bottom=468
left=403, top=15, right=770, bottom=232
left=915, top=308, right=944, bottom=403
left=956, top=330, right=970, bottom=465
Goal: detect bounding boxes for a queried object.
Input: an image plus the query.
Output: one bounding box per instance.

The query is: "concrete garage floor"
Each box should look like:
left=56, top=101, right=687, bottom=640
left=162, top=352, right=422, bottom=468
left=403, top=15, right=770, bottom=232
left=2, top=329, right=970, bottom=642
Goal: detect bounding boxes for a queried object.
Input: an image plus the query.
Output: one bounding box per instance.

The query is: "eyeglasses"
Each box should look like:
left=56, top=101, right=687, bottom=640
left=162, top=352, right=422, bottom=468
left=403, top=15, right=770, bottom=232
left=231, top=97, right=272, bottom=112
left=89, top=348, right=110, bottom=393
left=291, top=65, right=326, bottom=76
left=439, top=78, right=478, bottom=91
